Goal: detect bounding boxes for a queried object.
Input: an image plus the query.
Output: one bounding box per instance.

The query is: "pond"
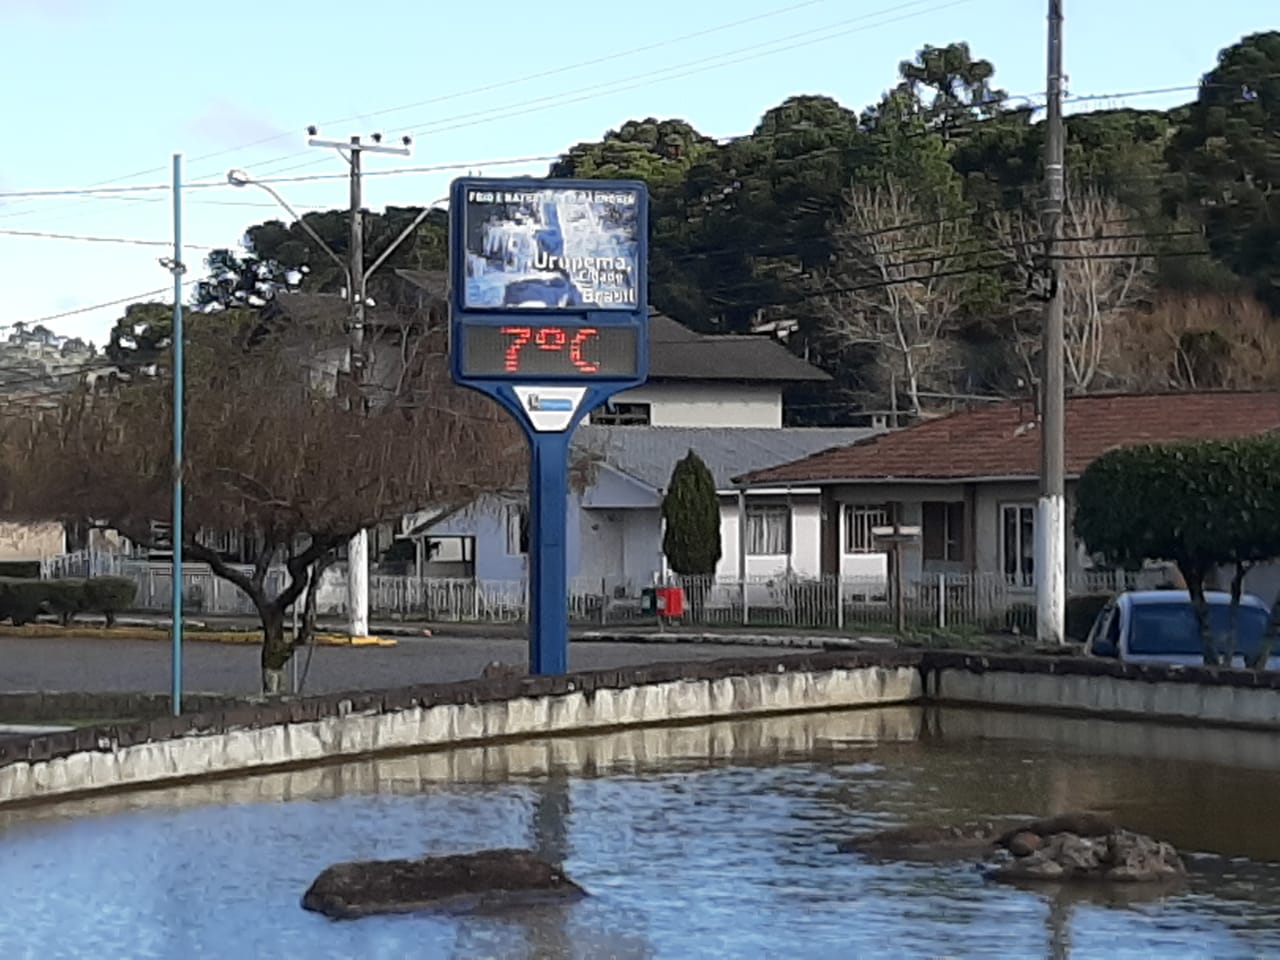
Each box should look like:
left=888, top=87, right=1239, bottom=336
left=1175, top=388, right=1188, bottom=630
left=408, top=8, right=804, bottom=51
left=4, top=706, right=1280, bottom=959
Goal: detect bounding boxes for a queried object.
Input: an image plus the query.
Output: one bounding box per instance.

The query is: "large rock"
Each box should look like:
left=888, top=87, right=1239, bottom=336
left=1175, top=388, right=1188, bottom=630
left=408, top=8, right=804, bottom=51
left=983, top=829, right=1186, bottom=884
left=301, top=849, right=587, bottom=919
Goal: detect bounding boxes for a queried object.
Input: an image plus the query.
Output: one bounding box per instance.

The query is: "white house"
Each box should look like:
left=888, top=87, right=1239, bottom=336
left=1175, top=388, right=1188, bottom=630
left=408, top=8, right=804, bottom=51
left=412, top=300, right=879, bottom=593
left=736, top=390, right=1280, bottom=606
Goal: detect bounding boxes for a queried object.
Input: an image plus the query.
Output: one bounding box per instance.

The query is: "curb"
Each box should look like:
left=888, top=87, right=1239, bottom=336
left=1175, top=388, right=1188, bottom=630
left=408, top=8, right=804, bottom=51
left=573, top=632, right=897, bottom=649
left=0, top=625, right=398, bottom=648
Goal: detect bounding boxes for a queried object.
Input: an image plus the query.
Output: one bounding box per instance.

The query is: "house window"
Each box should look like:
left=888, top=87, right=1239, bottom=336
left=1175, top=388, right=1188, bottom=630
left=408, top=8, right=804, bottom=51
left=922, top=501, right=965, bottom=562
left=745, top=504, right=791, bottom=555
left=845, top=504, right=889, bottom=553
left=1001, top=503, right=1036, bottom=587
left=505, top=504, right=529, bottom=555
left=591, top=402, right=651, bottom=426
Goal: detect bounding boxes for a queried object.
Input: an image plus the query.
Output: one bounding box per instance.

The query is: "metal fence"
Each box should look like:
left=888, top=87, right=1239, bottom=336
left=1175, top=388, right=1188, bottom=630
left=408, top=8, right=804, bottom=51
left=39, top=550, right=1142, bottom=632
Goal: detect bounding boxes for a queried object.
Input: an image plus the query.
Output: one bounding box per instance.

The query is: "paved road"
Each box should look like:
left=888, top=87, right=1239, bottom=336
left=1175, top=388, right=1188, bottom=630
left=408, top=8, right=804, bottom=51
left=0, top=634, right=780, bottom=697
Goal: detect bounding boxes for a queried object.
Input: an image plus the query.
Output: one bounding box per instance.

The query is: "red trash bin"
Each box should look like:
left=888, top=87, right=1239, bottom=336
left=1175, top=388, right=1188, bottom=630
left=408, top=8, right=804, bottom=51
left=657, top=586, right=685, bottom=618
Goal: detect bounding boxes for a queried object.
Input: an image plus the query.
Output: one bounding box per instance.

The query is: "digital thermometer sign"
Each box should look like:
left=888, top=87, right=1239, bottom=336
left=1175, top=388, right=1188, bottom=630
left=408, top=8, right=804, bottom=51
left=459, top=321, right=639, bottom=378
left=448, top=176, right=649, bottom=679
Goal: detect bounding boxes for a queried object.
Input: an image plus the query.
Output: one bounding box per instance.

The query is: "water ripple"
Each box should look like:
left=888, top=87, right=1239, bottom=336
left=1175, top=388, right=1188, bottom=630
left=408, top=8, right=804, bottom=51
left=3, top=707, right=1280, bottom=958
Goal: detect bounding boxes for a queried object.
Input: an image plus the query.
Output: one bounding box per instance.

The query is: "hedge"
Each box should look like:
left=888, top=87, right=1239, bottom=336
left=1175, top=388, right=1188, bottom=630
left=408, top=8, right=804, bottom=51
left=0, top=576, right=138, bottom=627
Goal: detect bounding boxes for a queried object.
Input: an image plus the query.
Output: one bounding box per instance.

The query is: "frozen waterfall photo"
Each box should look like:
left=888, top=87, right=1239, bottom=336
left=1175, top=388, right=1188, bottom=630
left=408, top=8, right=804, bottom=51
left=462, top=186, right=642, bottom=310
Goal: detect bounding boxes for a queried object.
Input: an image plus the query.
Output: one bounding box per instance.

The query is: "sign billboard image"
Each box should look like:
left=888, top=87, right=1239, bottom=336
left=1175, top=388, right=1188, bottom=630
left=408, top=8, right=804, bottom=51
left=460, top=183, right=643, bottom=311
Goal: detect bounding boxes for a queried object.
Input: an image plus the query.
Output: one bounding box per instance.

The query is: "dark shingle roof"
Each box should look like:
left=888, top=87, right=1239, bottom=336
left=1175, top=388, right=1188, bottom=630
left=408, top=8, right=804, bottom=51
left=738, top=391, right=1280, bottom=486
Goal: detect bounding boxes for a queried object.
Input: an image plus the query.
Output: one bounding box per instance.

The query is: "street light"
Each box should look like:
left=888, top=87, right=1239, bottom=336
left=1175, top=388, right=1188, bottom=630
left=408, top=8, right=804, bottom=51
left=225, top=169, right=446, bottom=307
left=226, top=169, right=352, bottom=295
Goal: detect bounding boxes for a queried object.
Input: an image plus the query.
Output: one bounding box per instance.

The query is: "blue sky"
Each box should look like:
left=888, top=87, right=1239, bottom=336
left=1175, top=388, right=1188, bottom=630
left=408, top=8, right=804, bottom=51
left=0, top=0, right=1272, bottom=344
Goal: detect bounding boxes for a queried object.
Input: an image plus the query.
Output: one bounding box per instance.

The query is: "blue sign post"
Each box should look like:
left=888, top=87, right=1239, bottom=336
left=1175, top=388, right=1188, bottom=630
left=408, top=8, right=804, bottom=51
left=448, top=177, right=649, bottom=675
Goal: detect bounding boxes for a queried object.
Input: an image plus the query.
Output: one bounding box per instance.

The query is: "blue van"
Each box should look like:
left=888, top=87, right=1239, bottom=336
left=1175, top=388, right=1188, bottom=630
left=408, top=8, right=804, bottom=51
left=1084, top=590, right=1280, bottom=670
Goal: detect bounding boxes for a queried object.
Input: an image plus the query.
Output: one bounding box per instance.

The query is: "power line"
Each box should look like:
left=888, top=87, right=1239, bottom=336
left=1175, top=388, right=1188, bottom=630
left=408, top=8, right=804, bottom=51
left=0, top=228, right=216, bottom=250
left=119, top=0, right=975, bottom=193
left=0, top=72, right=1236, bottom=225
left=264, top=0, right=972, bottom=187
left=9, top=281, right=199, bottom=329
left=0, top=0, right=840, bottom=216
left=209, top=0, right=833, bottom=180
left=0, top=152, right=558, bottom=205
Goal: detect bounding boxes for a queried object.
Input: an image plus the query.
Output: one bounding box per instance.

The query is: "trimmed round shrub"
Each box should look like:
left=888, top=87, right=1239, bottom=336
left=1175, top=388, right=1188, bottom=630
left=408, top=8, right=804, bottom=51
left=0, top=578, right=51, bottom=626
left=43, top=578, right=90, bottom=625
left=83, top=576, right=138, bottom=626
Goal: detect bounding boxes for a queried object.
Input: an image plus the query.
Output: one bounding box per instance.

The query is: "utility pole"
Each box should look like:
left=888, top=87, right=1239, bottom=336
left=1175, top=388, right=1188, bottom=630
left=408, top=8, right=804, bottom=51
left=306, top=129, right=410, bottom=640
left=165, top=153, right=186, bottom=715
left=1037, top=0, right=1067, bottom=646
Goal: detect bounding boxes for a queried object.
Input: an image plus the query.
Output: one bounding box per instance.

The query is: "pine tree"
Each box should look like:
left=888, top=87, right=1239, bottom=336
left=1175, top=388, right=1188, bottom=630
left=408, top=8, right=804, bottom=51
left=661, top=450, right=722, bottom=576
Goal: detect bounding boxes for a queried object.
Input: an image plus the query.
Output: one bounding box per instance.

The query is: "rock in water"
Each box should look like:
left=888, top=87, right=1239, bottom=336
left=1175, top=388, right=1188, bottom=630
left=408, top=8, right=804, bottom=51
left=301, top=849, right=587, bottom=919
left=995, top=812, right=1117, bottom=847
left=984, top=829, right=1186, bottom=884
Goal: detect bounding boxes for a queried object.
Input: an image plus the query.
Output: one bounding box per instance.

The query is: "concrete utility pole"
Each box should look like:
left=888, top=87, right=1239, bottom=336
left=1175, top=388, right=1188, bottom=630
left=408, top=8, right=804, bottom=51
left=230, top=131, right=438, bottom=641
left=1037, top=0, right=1067, bottom=646
left=307, top=129, right=411, bottom=640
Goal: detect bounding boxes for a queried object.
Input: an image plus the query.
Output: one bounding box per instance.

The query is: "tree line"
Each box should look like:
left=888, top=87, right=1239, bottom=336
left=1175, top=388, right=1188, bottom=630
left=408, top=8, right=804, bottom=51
left=139, top=31, right=1280, bottom=424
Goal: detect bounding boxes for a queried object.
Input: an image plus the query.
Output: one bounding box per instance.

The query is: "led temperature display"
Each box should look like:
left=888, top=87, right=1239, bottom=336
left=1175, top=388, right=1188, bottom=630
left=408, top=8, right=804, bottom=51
left=460, top=321, right=639, bottom=378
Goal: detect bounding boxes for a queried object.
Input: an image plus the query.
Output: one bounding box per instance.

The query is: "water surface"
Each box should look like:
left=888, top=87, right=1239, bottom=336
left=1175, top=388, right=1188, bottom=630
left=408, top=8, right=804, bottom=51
left=3, top=707, right=1280, bottom=959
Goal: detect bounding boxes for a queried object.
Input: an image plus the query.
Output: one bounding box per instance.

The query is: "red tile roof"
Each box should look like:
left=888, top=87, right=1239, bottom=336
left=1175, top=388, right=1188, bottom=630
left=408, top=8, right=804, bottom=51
left=740, top=391, right=1280, bottom=486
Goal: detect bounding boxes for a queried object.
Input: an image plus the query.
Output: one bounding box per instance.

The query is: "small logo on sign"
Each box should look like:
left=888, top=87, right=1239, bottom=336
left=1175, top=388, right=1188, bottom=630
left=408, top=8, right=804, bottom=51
left=527, top=394, right=573, bottom=412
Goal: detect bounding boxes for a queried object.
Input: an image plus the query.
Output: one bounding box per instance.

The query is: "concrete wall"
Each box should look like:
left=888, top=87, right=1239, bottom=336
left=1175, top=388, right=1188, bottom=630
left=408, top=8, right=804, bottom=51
left=0, top=653, right=921, bottom=807
left=14, top=651, right=1280, bottom=809
left=605, top=382, right=782, bottom=428
left=930, top=657, right=1280, bottom=729
left=0, top=522, right=65, bottom=562
left=0, top=707, right=924, bottom=826
left=715, top=496, right=822, bottom=581
left=430, top=495, right=584, bottom=585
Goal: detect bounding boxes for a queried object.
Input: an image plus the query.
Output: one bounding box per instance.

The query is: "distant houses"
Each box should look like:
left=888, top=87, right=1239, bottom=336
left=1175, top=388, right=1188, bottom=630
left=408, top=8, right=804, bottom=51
left=733, top=390, right=1280, bottom=603
left=406, top=288, right=879, bottom=593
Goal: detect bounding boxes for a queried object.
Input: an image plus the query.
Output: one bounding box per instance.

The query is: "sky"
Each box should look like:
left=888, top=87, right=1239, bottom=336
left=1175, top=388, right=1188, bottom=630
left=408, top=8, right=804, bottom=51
left=0, top=0, right=1273, bottom=345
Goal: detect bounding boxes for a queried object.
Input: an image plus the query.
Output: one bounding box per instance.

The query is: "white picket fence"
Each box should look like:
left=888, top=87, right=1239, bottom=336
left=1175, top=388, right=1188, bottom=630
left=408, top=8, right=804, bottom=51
left=40, top=549, right=1145, bottom=632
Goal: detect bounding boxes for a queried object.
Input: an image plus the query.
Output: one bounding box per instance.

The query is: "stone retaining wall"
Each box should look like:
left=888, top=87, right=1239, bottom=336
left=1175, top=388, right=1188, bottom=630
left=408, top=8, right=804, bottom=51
left=0, top=652, right=922, bottom=806
left=923, top=652, right=1280, bottom=730
left=8, top=650, right=1280, bottom=808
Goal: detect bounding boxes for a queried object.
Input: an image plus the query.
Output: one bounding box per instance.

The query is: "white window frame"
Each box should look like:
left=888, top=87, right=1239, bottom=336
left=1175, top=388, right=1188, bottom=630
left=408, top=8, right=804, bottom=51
left=745, top=504, right=791, bottom=556
left=1000, top=502, right=1036, bottom=588
left=505, top=503, right=529, bottom=556
left=844, top=504, right=889, bottom=553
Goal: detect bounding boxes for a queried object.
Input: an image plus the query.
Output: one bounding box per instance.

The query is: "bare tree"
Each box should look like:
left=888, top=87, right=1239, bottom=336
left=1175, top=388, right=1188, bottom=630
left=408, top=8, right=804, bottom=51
left=0, top=304, right=524, bottom=693
left=1113, top=292, right=1280, bottom=391
left=814, top=178, right=970, bottom=418
left=993, top=182, right=1155, bottom=393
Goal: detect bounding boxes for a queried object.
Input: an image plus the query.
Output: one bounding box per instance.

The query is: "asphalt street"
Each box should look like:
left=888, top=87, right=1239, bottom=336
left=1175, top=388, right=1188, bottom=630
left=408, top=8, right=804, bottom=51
left=0, top=634, right=779, bottom=697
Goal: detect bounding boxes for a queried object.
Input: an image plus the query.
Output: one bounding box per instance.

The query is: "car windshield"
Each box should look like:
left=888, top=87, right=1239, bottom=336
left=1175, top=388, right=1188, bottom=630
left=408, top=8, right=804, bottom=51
left=1128, top=601, right=1271, bottom=657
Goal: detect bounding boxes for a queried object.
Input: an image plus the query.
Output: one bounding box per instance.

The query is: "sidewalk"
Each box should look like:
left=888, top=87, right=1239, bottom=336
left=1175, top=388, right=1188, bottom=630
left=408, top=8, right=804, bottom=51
left=97, top=612, right=899, bottom=650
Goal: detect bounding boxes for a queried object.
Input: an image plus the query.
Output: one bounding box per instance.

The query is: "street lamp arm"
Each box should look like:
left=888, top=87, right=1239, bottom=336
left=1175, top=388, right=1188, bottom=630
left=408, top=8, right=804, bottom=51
left=361, top=198, right=447, bottom=295
left=226, top=170, right=352, bottom=293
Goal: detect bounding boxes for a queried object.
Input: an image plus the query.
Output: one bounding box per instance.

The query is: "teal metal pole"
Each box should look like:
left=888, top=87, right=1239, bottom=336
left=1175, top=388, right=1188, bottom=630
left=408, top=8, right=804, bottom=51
left=171, top=153, right=184, bottom=717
